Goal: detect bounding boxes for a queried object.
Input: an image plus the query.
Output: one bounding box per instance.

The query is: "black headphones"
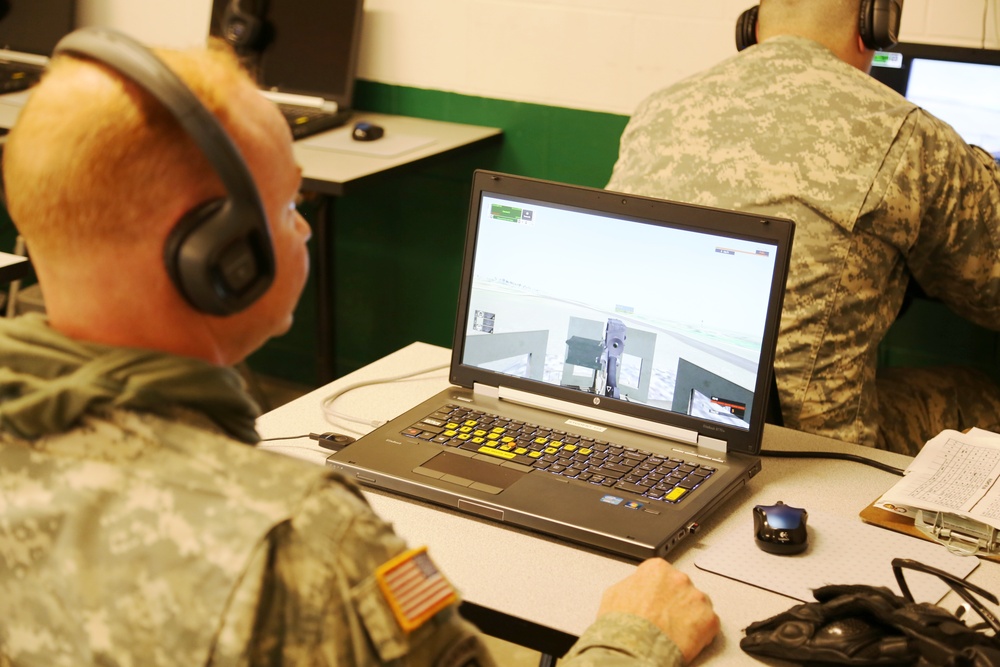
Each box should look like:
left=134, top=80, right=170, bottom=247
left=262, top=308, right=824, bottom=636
left=222, top=0, right=272, bottom=55
left=736, top=0, right=904, bottom=52
left=51, top=27, right=276, bottom=316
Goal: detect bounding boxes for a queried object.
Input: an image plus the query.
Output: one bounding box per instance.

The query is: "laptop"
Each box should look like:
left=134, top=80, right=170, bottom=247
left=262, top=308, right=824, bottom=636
left=0, top=0, right=77, bottom=94
left=210, top=0, right=364, bottom=140
left=327, top=170, right=795, bottom=560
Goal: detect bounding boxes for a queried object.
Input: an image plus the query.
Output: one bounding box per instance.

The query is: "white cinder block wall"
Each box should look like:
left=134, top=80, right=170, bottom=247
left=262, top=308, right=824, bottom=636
left=80, top=0, right=1000, bottom=115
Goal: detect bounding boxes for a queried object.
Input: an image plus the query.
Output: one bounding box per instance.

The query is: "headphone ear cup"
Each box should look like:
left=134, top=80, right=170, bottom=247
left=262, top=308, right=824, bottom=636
left=222, top=0, right=266, bottom=53
left=164, top=198, right=268, bottom=316
left=736, top=5, right=760, bottom=52
left=858, top=0, right=876, bottom=49
left=859, top=0, right=901, bottom=50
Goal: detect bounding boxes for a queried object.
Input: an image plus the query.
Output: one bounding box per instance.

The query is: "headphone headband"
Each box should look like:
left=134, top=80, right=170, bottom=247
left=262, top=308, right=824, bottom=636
left=51, top=27, right=275, bottom=315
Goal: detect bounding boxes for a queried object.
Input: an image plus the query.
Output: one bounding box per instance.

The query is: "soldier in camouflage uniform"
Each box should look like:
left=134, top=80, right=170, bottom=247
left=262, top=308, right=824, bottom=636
left=0, top=31, right=718, bottom=666
left=607, top=0, right=1000, bottom=455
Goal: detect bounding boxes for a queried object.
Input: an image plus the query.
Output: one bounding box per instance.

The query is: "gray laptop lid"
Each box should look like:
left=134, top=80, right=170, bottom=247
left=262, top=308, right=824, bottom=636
left=450, top=170, right=794, bottom=456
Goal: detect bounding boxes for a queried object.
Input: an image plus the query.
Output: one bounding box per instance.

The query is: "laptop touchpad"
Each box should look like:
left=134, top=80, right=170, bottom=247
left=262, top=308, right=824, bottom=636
left=414, top=451, right=527, bottom=494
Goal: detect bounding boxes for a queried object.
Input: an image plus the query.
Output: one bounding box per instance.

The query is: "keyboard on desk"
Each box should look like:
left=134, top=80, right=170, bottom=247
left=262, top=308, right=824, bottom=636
left=401, top=404, right=717, bottom=504
left=278, top=104, right=351, bottom=139
left=0, top=62, right=42, bottom=93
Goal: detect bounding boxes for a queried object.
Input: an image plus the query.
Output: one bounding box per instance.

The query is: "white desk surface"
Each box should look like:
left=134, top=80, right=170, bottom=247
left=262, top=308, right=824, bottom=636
left=257, top=342, right=1000, bottom=664
left=291, top=111, right=501, bottom=196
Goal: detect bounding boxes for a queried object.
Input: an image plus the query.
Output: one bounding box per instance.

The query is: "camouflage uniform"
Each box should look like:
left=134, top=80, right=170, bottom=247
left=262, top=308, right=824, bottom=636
left=0, top=314, right=683, bottom=666
left=607, top=35, right=1000, bottom=453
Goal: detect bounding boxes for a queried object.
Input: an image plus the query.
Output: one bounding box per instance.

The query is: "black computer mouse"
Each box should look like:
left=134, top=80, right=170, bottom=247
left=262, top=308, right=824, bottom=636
left=352, top=121, right=384, bottom=141
left=753, top=501, right=808, bottom=554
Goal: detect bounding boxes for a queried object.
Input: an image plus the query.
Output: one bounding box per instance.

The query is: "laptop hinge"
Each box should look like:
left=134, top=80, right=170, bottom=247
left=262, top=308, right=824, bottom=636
left=491, top=385, right=699, bottom=446
left=260, top=89, right=339, bottom=112
left=697, top=435, right=728, bottom=453
left=0, top=50, right=47, bottom=67
left=473, top=382, right=500, bottom=400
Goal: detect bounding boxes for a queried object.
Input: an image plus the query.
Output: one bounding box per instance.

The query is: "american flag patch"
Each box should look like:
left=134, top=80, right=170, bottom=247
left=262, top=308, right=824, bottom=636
left=375, top=547, right=458, bottom=632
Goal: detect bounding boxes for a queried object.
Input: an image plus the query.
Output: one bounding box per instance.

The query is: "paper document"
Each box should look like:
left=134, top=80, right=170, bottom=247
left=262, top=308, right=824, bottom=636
left=876, top=428, right=1000, bottom=530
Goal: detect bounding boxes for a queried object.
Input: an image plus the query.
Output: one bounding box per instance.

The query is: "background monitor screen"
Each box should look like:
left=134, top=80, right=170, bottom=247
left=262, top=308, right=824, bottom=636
left=871, top=42, right=1000, bottom=159
left=210, top=0, right=364, bottom=106
left=0, top=0, right=76, bottom=57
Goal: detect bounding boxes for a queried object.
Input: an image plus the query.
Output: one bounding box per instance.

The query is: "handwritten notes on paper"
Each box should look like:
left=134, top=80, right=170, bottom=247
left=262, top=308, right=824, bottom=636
left=875, top=428, right=1000, bottom=530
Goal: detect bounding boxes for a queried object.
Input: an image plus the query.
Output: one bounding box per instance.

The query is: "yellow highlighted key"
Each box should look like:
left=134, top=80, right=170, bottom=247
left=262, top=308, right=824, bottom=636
left=478, top=446, right=515, bottom=460
left=665, top=487, right=688, bottom=502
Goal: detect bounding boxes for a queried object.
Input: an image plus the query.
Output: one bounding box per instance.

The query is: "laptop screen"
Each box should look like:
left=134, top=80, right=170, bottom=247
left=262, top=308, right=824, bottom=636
left=452, top=172, right=793, bottom=453
left=0, top=0, right=76, bottom=57
left=871, top=43, right=1000, bottom=160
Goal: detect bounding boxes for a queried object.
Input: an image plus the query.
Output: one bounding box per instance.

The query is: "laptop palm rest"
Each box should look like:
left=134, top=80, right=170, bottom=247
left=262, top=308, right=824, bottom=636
left=414, top=451, right=527, bottom=494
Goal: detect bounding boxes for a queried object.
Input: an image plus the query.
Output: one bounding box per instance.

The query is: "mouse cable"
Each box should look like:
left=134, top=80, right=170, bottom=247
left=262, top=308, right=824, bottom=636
left=760, top=448, right=905, bottom=476
left=320, top=362, right=450, bottom=432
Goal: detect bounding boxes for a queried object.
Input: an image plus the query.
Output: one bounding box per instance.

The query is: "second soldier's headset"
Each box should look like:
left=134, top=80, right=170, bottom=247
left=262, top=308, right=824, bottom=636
left=736, top=0, right=904, bottom=52
left=221, top=0, right=273, bottom=56
left=51, top=27, right=275, bottom=316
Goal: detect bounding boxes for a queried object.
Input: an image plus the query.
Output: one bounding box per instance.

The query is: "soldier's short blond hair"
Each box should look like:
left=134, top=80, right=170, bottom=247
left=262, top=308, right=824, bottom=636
left=2, top=40, right=253, bottom=258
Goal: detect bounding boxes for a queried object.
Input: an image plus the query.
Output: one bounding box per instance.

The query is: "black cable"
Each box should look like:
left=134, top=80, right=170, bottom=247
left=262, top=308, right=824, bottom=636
left=760, top=448, right=905, bottom=476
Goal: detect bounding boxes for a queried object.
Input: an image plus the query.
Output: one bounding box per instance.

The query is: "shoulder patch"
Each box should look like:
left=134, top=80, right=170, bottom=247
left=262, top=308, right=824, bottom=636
left=375, top=546, right=458, bottom=632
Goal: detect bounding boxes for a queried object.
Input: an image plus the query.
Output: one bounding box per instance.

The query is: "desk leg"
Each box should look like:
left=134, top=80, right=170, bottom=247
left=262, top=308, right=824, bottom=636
left=315, top=195, right=336, bottom=384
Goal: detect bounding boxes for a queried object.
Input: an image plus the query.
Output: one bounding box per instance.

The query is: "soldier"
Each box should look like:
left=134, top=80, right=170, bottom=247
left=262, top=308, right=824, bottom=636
left=0, top=29, right=718, bottom=666
left=608, top=0, right=1000, bottom=455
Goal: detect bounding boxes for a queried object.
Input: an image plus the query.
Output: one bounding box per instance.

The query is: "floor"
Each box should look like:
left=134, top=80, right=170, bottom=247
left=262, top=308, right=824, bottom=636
left=247, top=370, right=547, bottom=666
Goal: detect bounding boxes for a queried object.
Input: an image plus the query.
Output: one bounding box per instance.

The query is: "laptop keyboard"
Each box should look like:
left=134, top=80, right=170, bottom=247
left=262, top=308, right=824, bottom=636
left=0, top=62, right=42, bottom=93
left=278, top=104, right=350, bottom=139
left=401, top=404, right=717, bottom=504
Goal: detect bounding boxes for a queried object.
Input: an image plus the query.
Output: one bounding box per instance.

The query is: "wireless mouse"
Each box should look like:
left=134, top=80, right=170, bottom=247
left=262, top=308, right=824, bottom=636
left=352, top=121, right=384, bottom=141
left=753, top=501, right=808, bottom=554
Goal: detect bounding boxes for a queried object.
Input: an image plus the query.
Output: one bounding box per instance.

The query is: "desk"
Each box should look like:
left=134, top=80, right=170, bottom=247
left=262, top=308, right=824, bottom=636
left=257, top=342, right=1000, bottom=664
left=0, top=94, right=501, bottom=383
left=0, top=251, right=30, bottom=283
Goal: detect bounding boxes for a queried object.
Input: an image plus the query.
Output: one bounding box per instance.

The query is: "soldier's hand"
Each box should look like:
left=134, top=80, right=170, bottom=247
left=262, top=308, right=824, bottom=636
left=597, top=558, right=719, bottom=663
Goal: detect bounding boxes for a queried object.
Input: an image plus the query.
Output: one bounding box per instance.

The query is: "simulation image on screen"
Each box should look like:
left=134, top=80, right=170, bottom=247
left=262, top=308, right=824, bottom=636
left=461, top=194, right=780, bottom=430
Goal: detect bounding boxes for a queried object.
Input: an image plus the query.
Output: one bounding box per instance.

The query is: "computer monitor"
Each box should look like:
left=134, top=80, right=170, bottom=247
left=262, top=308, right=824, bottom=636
left=0, top=0, right=76, bottom=58
left=870, top=42, right=1000, bottom=160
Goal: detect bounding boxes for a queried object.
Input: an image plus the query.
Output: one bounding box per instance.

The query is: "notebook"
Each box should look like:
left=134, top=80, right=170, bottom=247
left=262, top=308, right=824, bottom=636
left=210, top=0, right=364, bottom=140
left=327, top=170, right=795, bottom=560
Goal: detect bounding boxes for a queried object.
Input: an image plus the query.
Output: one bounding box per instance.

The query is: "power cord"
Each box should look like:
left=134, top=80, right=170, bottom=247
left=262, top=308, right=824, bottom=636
left=320, top=362, right=449, bottom=433
left=760, top=448, right=905, bottom=476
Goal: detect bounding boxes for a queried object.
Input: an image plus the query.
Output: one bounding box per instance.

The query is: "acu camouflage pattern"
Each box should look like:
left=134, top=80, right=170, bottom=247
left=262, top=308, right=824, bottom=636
left=0, top=322, right=684, bottom=666
left=608, top=36, right=1000, bottom=453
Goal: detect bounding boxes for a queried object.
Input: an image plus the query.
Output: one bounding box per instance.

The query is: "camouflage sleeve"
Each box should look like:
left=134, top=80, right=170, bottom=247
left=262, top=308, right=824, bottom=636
left=866, top=108, right=1000, bottom=330
left=560, top=612, right=684, bottom=667
left=210, top=474, right=498, bottom=666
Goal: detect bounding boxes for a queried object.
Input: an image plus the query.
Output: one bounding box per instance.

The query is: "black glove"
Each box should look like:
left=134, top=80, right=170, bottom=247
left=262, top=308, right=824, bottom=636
left=741, top=583, right=1000, bottom=666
